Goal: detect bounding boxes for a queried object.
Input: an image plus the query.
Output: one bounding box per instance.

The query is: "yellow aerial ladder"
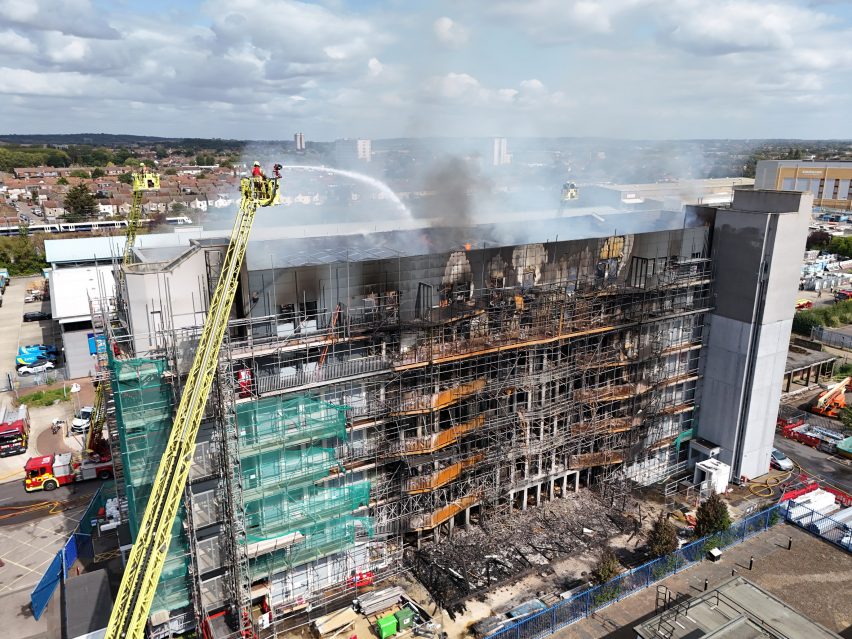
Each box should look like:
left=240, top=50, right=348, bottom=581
left=86, top=167, right=160, bottom=457
left=105, top=175, right=281, bottom=639
left=124, top=165, right=160, bottom=265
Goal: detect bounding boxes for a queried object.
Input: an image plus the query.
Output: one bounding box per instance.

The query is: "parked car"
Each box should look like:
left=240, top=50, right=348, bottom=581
left=770, top=448, right=794, bottom=471
left=17, top=346, right=58, bottom=366
left=15, top=354, right=55, bottom=367
left=22, top=311, right=51, bottom=322
left=19, top=344, right=58, bottom=357
left=71, top=406, right=94, bottom=434
left=24, top=294, right=38, bottom=303
left=17, top=361, right=55, bottom=376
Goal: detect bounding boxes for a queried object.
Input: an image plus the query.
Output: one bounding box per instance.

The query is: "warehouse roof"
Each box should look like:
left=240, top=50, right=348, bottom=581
left=45, top=228, right=202, bottom=265
left=49, top=264, right=115, bottom=323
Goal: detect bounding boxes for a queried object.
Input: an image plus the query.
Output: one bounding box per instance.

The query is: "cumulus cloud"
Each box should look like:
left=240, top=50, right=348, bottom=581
left=1, top=0, right=852, bottom=138
left=660, top=0, right=832, bottom=55
left=433, top=17, right=470, bottom=48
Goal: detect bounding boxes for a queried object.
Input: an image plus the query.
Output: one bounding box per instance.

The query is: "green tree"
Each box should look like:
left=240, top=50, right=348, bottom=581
left=170, top=202, right=188, bottom=214
left=69, top=169, right=91, bottom=179
left=117, top=172, right=133, bottom=185
left=90, top=167, right=105, bottom=179
left=195, top=153, right=215, bottom=166
left=694, top=492, right=732, bottom=538
left=164, top=168, right=178, bottom=176
left=0, top=232, right=48, bottom=275
left=829, top=236, right=852, bottom=259
left=63, top=183, right=98, bottom=221
left=592, top=548, right=620, bottom=584
left=57, top=177, right=69, bottom=186
left=155, top=146, right=169, bottom=159
left=647, top=513, right=679, bottom=558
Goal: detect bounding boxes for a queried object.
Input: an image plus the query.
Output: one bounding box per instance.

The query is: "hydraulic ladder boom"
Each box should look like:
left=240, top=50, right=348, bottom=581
left=105, top=177, right=280, bottom=639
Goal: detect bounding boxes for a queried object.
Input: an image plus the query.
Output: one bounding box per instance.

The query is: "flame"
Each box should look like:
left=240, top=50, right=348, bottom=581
left=464, top=242, right=472, bottom=251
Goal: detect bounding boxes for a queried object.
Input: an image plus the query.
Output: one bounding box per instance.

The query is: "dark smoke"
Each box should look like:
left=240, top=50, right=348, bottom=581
left=414, top=155, right=492, bottom=226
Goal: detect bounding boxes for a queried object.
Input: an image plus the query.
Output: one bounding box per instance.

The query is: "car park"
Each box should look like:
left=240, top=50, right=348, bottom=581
left=17, top=361, right=55, bottom=376
left=23, top=311, right=52, bottom=322
left=71, top=406, right=94, bottom=434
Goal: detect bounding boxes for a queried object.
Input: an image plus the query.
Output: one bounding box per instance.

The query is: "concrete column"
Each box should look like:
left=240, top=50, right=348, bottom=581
left=574, top=471, right=580, bottom=492
left=448, top=517, right=454, bottom=538
left=464, top=507, right=471, bottom=528
left=535, top=483, right=542, bottom=507
left=521, top=488, right=528, bottom=511
left=562, top=475, right=568, bottom=496
left=548, top=480, right=554, bottom=500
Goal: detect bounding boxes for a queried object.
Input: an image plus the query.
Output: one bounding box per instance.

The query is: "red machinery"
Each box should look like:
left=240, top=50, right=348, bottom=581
left=809, top=377, right=851, bottom=417
left=0, top=404, right=30, bottom=457
left=24, top=451, right=113, bottom=492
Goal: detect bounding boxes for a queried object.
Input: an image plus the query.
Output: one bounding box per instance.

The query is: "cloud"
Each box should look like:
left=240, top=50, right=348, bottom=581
left=0, top=29, right=36, bottom=55
left=660, top=0, right=832, bottom=55
left=0, top=0, right=120, bottom=38
left=433, top=17, right=470, bottom=48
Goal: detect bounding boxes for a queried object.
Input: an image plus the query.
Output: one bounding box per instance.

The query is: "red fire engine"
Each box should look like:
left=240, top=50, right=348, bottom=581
left=24, top=451, right=113, bottom=492
left=0, top=405, right=30, bottom=457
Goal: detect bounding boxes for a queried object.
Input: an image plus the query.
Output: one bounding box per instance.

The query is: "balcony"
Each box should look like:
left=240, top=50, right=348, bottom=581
left=387, top=415, right=485, bottom=456
left=572, top=416, right=637, bottom=435
left=404, top=453, right=484, bottom=494
left=568, top=450, right=625, bottom=469
left=391, top=379, right=486, bottom=416
left=409, top=493, right=481, bottom=531
left=574, top=382, right=650, bottom=404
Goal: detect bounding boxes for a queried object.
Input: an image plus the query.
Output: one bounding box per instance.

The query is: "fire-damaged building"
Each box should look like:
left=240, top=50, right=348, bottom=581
left=87, top=188, right=810, bottom=637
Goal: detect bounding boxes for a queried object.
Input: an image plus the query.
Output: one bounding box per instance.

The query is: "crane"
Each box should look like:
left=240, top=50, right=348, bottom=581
left=105, top=174, right=281, bottom=639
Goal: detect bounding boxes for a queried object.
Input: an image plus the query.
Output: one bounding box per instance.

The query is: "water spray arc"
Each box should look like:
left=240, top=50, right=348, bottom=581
left=279, top=165, right=412, bottom=218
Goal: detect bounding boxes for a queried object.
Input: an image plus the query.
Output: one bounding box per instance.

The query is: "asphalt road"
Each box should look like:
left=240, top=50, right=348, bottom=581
left=774, top=433, right=852, bottom=494
left=0, top=475, right=102, bottom=527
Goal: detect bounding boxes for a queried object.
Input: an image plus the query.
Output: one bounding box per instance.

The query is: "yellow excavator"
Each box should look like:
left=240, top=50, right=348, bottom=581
left=105, top=173, right=281, bottom=639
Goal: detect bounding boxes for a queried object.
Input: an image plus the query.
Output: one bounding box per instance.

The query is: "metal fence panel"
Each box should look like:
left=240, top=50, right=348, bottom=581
left=62, top=534, right=78, bottom=578
left=30, top=551, right=62, bottom=621
left=484, top=504, right=782, bottom=639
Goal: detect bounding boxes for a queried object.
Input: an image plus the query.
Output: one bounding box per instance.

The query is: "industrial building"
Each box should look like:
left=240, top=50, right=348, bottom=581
left=83, top=188, right=809, bottom=637
left=755, top=160, right=852, bottom=211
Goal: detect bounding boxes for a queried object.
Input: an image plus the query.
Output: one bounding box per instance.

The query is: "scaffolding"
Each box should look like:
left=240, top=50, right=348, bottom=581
left=95, top=228, right=715, bottom=635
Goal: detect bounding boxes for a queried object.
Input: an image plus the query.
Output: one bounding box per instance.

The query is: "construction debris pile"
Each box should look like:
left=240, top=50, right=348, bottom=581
left=405, top=492, right=638, bottom=617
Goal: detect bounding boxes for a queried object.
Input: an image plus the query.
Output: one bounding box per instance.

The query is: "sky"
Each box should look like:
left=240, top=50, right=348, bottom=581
left=2, top=0, right=852, bottom=140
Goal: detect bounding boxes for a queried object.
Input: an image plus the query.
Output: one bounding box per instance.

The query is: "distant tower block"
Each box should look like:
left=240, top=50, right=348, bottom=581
left=294, top=132, right=306, bottom=152
left=492, top=137, right=510, bottom=166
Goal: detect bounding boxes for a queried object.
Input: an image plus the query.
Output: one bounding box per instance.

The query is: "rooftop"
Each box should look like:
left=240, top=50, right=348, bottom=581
left=186, top=205, right=704, bottom=270
left=49, top=264, right=115, bottom=323
left=634, top=576, right=841, bottom=639
left=44, top=228, right=203, bottom=265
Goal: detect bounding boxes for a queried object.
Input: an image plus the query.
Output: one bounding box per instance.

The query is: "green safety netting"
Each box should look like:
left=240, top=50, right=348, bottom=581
left=839, top=436, right=852, bottom=458
left=110, top=355, right=190, bottom=614
left=249, top=517, right=374, bottom=576
left=237, top=395, right=374, bottom=580
left=112, top=356, right=372, bottom=615
left=236, top=394, right=348, bottom=451
left=245, top=482, right=371, bottom=541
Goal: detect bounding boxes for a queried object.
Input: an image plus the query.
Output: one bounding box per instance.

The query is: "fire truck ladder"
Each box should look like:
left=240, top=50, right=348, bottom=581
left=105, top=176, right=280, bottom=639
left=86, top=170, right=160, bottom=496
left=123, top=169, right=160, bottom=266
